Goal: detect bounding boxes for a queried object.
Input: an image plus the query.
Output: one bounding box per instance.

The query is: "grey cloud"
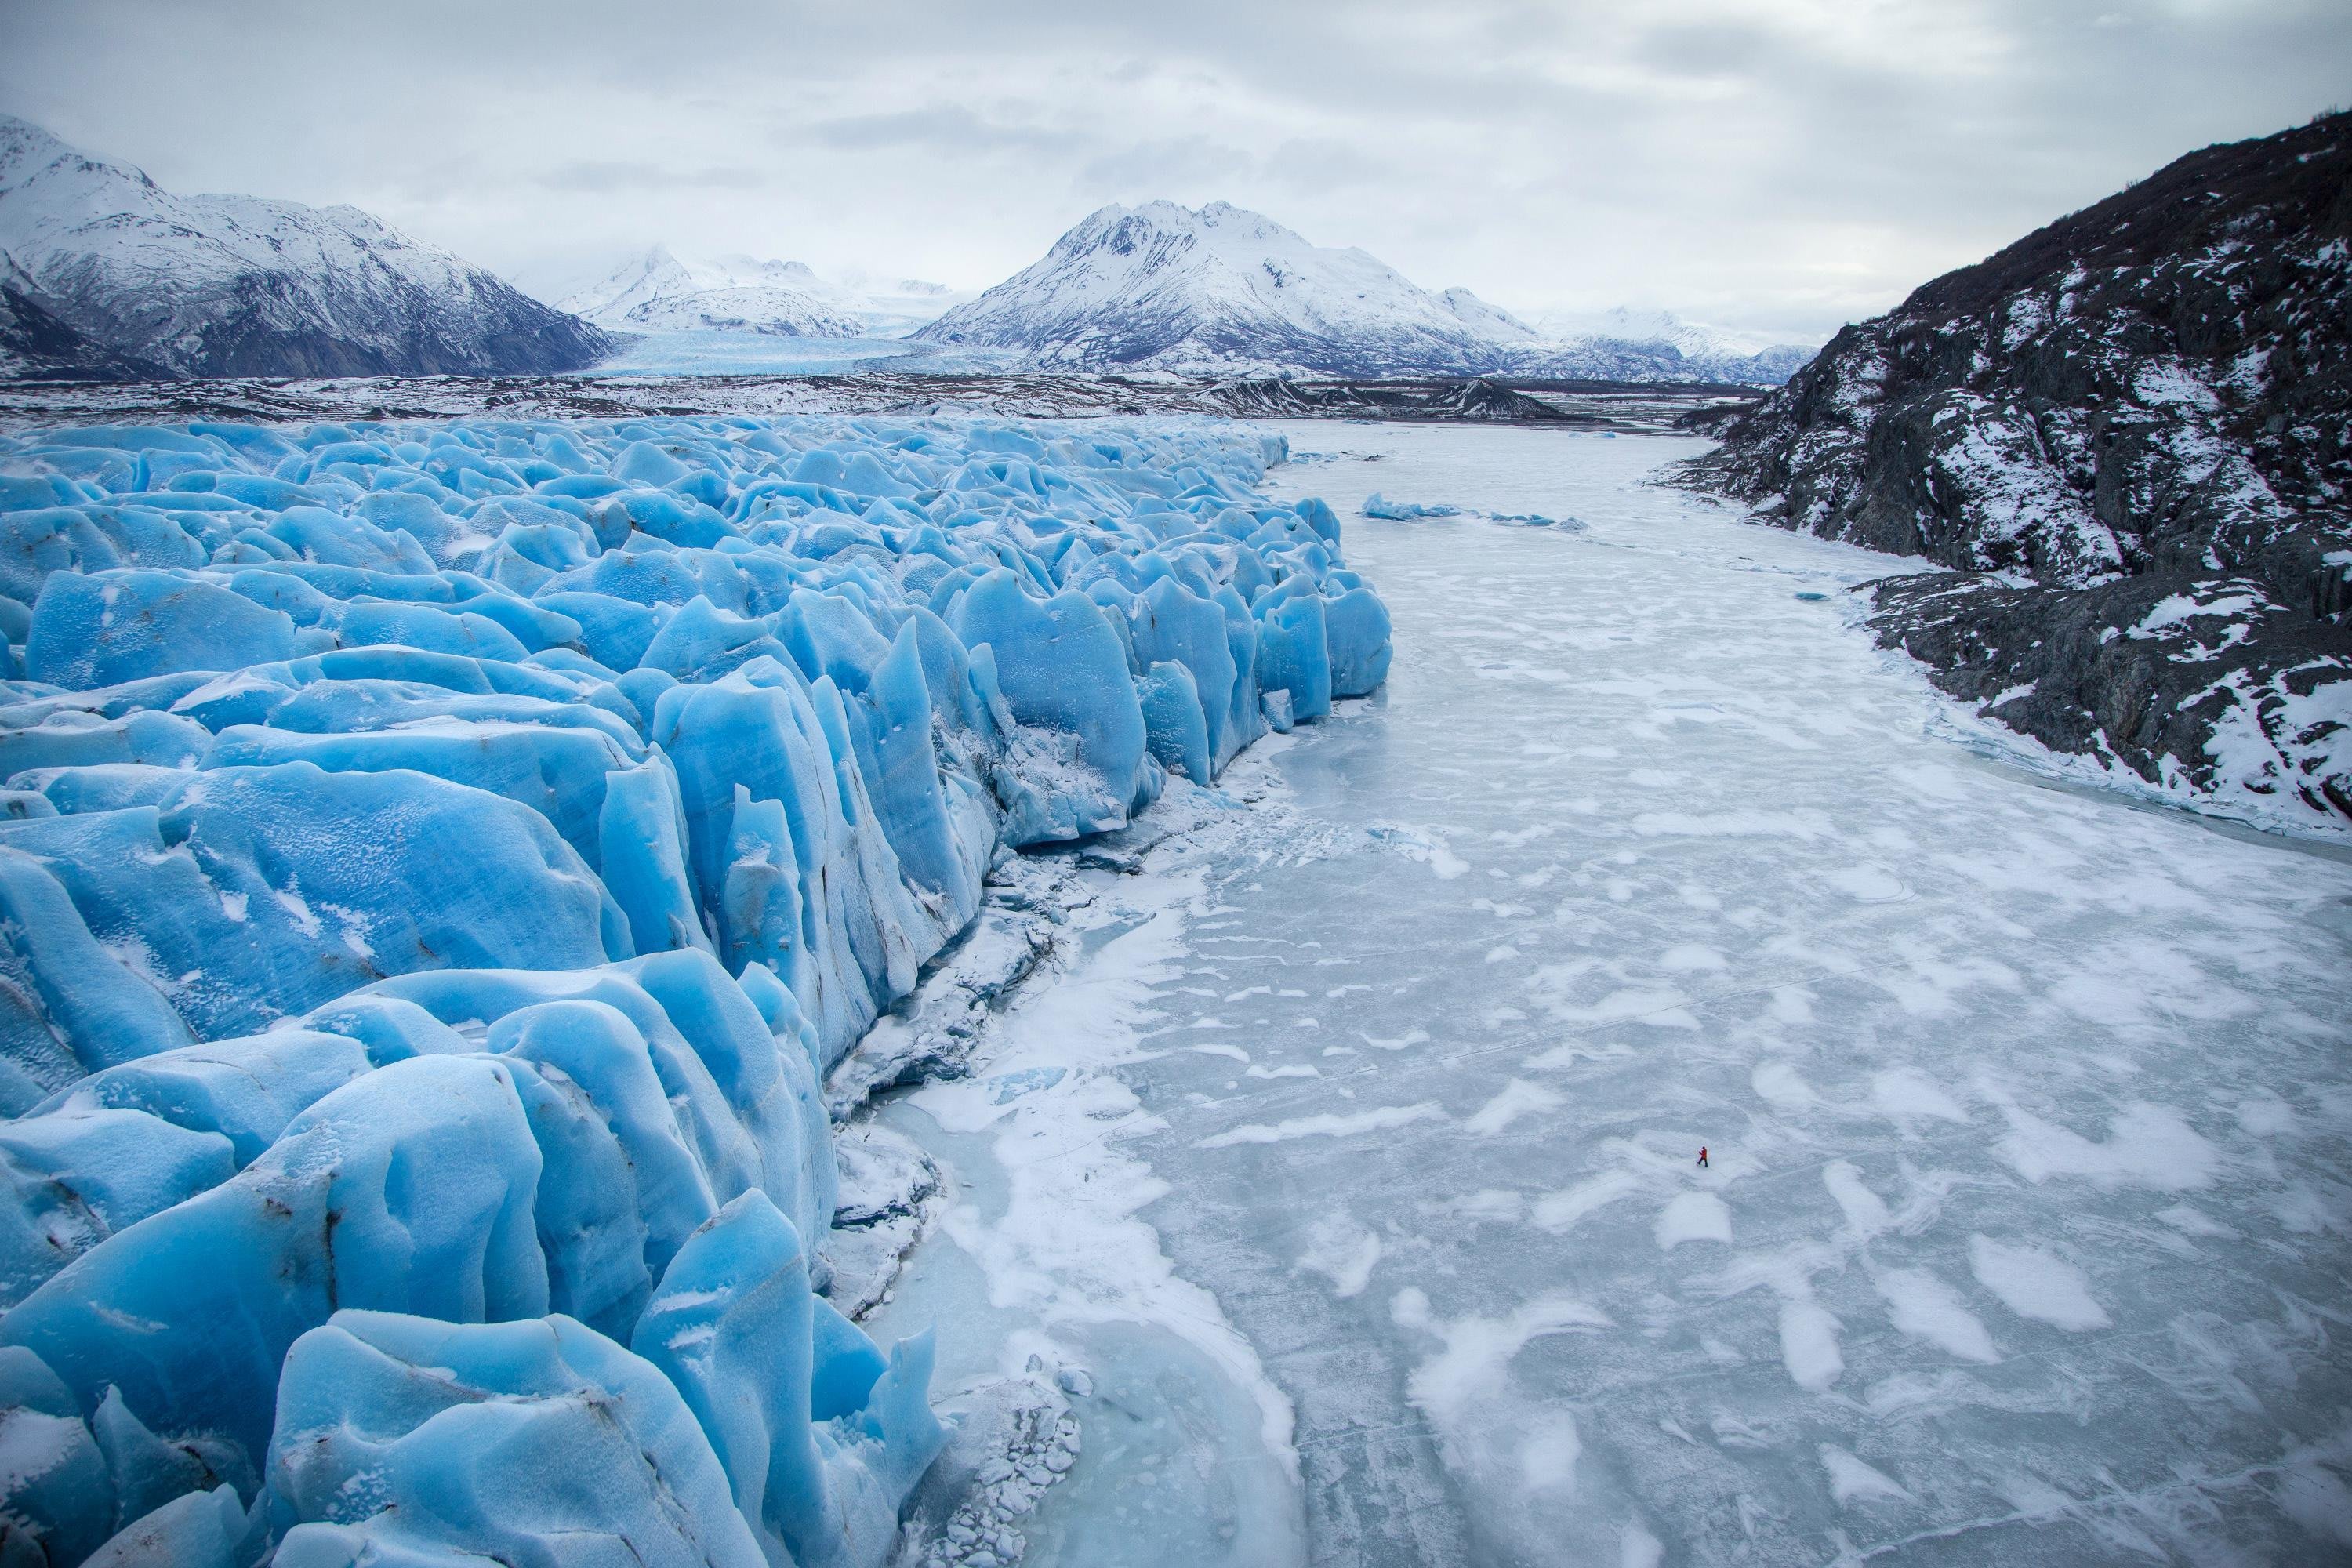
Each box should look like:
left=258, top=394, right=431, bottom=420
left=533, top=162, right=768, bottom=194
left=804, top=105, right=1080, bottom=159
left=1076, top=136, right=1257, bottom=198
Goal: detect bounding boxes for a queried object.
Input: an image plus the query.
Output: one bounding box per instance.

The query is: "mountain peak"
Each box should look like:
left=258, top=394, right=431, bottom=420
left=919, top=198, right=1518, bottom=374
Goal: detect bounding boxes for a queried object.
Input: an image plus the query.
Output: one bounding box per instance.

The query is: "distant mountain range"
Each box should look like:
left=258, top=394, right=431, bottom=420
left=0, top=115, right=608, bottom=380
left=546, top=247, right=970, bottom=339
left=0, top=117, right=1814, bottom=387
left=913, top=200, right=1817, bottom=384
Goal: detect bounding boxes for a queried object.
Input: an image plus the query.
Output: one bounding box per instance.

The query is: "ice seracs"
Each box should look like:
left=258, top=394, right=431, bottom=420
left=0, top=411, right=1389, bottom=1563
left=0, top=116, right=611, bottom=381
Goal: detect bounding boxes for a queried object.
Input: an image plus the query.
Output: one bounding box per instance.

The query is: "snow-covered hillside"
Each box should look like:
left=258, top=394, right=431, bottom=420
left=0, top=253, right=161, bottom=381
left=917, top=201, right=1815, bottom=383
left=550, top=247, right=969, bottom=339
left=0, top=116, right=609, bottom=380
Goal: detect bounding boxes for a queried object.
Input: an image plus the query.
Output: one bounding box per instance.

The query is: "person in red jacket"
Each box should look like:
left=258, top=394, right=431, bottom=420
left=1697, top=1145, right=1709, bottom=1169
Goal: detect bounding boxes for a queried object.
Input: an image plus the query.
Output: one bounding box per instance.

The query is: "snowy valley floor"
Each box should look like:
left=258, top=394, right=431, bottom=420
left=850, top=426, right=2352, bottom=1566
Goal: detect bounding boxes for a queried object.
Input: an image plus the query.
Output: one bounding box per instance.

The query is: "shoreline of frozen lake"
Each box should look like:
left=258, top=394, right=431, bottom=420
left=856, top=426, right=2352, bottom=1566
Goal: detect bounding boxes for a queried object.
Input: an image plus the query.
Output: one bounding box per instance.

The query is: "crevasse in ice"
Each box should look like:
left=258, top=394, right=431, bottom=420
left=0, top=414, right=1389, bottom=1565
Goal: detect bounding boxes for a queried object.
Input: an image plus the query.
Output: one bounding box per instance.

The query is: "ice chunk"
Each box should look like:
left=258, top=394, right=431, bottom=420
left=83, top=1483, right=249, bottom=1568
left=631, top=1190, right=943, bottom=1568
left=27, top=569, right=298, bottom=688
left=1138, top=661, right=1214, bottom=786
left=3, top=1054, right=548, bottom=1465
left=0, top=1344, right=116, bottom=1564
left=0, top=847, right=198, bottom=1111
left=0, top=762, right=625, bottom=1041
left=262, top=1310, right=765, bottom=1567
left=0, top=1109, right=235, bottom=1307
left=1363, top=493, right=1461, bottom=521
left=947, top=571, right=1149, bottom=835
left=1254, top=586, right=1333, bottom=724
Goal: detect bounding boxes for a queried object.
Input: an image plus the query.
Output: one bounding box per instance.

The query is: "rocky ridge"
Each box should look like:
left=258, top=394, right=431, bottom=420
left=1681, top=111, right=2351, bottom=825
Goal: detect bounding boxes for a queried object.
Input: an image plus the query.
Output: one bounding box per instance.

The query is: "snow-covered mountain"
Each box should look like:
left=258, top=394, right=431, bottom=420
left=0, top=115, right=609, bottom=380
left=549, top=247, right=970, bottom=339
left=916, top=201, right=1816, bottom=383
left=916, top=200, right=1523, bottom=377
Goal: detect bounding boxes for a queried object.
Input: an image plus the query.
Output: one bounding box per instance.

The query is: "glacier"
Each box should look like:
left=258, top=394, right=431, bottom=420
left=0, top=410, right=1389, bottom=1564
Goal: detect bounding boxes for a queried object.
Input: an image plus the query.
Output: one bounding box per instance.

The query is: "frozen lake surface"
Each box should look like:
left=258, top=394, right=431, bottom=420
left=864, top=426, right=2352, bottom=1566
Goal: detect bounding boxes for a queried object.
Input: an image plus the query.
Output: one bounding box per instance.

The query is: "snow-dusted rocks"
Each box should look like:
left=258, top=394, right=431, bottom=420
left=0, top=412, right=1388, bottom=1563
left=1683, top=111, right=2352, bottom=823
left=0, top=117, right=610, bottom=380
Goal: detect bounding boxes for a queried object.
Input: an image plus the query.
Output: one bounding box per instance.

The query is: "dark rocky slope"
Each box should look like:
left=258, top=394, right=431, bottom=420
left=0, top=256, right=164, bottom=380
left=1681, top=111, right=2351, bottom=824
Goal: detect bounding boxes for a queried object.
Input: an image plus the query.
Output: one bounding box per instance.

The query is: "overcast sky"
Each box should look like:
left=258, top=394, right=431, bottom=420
left=2, top=0, right=2345, bottom=339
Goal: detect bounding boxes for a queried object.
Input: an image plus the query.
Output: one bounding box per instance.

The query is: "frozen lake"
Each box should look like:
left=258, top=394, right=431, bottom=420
left=865, top=426, right=2352, bottom=1566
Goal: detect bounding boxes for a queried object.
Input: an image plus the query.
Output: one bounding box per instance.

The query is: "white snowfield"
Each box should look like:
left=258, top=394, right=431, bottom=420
left=864, top=426, right=2352, bottom=1567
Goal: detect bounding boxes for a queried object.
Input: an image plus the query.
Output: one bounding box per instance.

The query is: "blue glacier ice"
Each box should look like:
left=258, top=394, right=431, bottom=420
left=0, top=413, right=1388, bottom=1564
left=1360, top=492, right=1460, bottom=521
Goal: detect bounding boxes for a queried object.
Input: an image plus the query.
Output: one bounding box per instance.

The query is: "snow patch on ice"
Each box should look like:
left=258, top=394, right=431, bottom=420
left=1197, top=1102, right=1445, bottom=1148
left=1966, top=1234, right=2110, bottom=1330
left=1995, top=1102, right=2219, bottom=1190
left=1654, top=1190, right=1733, bottom=1249
left=1819, top=1443, right=1916, bottom=1506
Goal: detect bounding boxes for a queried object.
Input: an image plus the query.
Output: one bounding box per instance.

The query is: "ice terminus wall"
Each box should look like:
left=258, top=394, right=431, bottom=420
left=0, top=413, right=1390, bottom=1564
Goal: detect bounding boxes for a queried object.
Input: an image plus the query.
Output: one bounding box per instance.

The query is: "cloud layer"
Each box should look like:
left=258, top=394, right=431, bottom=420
left=2, top=0, right=2344, bottom=336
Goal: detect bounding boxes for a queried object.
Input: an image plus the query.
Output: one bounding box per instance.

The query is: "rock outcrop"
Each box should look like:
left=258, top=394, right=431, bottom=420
left=1681, top=111, right=2350, bottom=824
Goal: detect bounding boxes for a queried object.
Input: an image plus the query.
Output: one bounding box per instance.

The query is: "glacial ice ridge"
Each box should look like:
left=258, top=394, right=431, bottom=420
left=0, top=412, right=1389, bottom=1564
